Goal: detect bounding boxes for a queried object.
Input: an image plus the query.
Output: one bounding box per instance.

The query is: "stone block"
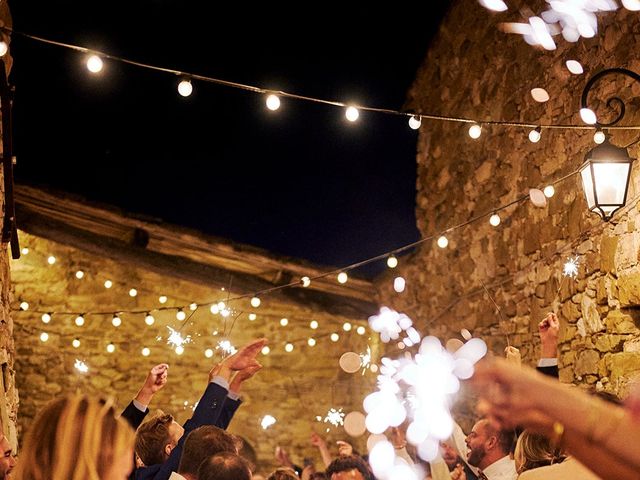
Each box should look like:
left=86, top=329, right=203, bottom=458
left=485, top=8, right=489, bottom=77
left=600, top=236, right=618, bottom=273
left=580, top=296, right=604, bottom=333
left=605, top=310, right=638, bottom=334
left=575, top=349, right=600, bottom=375
left=594, top=334, right=626, bottom=353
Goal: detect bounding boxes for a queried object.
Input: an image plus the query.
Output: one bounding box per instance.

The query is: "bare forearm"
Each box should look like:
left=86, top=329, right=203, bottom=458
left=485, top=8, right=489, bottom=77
left=134, top=388, right=154, bottom=407
left=318, top=445, right=332, bottom=467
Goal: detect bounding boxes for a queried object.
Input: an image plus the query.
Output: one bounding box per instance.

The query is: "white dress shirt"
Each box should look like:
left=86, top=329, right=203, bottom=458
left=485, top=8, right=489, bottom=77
left=481, top=455, right=517, bottom=480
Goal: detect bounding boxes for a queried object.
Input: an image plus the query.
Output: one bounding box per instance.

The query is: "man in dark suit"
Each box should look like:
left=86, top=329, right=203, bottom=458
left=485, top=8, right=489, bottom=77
left=121, top=363, right=169, bottom=432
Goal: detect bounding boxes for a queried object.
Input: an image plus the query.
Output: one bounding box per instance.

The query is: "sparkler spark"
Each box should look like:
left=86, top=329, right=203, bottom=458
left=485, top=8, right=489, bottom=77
left=360, top=346, right=372, bottom=372
left=323, top=408, right=345, bottom=427
left=166, top=326, right=192, bottom=348
left=563, top=256, right=579, bottom=278
left=368, top=307, right=421, bottom=345
left=261, top=415, right=276, bottom=430
left=217, top=340, right=237, bottom=355
left=74, top=359, right=89, bottom=373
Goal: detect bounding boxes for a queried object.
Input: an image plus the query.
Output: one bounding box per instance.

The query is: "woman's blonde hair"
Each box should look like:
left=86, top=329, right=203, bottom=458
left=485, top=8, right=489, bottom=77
left=514, top=429, right=565, bottom=474
left=13, top=394, right=134, bottom=480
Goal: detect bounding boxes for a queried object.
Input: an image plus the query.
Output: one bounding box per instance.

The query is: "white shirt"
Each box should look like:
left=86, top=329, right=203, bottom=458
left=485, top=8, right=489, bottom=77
left=518, top=457, right=601, bottom=480
left=481, top=455, right=517, bottom=480
left=168, top=472, right=187, bottom=480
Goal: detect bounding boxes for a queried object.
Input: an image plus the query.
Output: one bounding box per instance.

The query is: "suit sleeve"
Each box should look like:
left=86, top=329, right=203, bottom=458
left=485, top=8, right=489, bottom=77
left=217, top=397, right=241, bottom=430
left=121, top=401, right=149, bottom=430
left=536, top=364, right=559, bottom=378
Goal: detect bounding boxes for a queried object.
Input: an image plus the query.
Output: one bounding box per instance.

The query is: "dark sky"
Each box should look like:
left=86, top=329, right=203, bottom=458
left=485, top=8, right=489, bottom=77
left=9, top=2, right=449, bottom=276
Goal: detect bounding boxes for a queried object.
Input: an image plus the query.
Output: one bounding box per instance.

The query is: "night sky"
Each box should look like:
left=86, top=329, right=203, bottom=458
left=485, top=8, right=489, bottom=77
left=9, top=2, right=449, bottom=277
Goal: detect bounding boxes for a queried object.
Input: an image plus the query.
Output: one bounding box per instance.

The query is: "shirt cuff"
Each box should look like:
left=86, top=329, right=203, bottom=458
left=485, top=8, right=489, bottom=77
left=132, top=399, right=148, bottom=412
left=228, top=391, right=240, bottom=401
left=538, top=358, right=558, bottom=367
left=211, top=376, right=230, bottom=391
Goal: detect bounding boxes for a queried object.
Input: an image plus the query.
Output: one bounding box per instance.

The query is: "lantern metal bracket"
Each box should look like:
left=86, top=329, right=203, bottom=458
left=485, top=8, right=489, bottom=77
left=581, top=68, right=640, bottom=127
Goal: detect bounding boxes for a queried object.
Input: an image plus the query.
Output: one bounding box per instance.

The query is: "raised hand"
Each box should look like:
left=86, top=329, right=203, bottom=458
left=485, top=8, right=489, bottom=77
left=229, top=361, right=262, bottom=394
left=135, top=363, right=169, bottom=406
left=539, top=313, right=559, bottom=358
left=337, top=440, right=353, bottom=456
left=224, top=338, right=268, bottom=371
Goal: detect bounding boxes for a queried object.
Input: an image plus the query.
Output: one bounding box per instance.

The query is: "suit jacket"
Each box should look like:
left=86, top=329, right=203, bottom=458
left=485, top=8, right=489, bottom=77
left=536, top=364, right=559, bottom=378
left=121, top=401, right=149, bottom=431
left=518, top=457, right=601, bottom=480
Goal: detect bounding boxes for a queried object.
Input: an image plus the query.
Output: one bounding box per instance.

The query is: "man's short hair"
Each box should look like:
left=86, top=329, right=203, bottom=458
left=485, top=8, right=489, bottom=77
left=267, top=467, right=299, bottom=480
left=135, top=413, right=174, bottom=466
left=198, top=452, right=251, bottom=480
left=177, top=425, right=237, bottom=475
left=326, top=455, right=373, bottom=480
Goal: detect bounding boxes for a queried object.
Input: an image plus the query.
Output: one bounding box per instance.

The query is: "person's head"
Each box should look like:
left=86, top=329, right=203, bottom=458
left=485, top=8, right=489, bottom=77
left=13, top=394, right=134, bottom=480
left=0, top=434, right=15, bottom=479
left=177, top=425, right=237, bottom=477
left=198, top=452, right=251, bottom=480
left=266, top=468, right=299, bottom=480
left=514, top=430, right=563, bottom=474
left=439, top=441, right=460, bottom=470
left=135, top=412, right=184, bottom=467
left=310, top=473, right=328, bottom=480
left=325, top=455, right=373, bottom=480
left=465, top=419, right=513, bottom=470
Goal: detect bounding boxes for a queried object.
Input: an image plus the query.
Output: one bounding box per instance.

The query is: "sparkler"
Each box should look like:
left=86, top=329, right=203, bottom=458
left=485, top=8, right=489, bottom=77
left=217, top=340, right=237, bottom=356
left=166, top=326, right=192, bottom=349
left=74, top=359, right=89, bottom=373
left=261, top=415, right=276, bottom=430
left=563, top=256, right=579, bottom=278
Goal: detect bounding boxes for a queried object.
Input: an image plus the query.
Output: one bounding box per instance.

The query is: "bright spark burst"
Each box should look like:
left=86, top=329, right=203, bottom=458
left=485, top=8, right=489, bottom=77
left=74, top=359, right=89, bottom=373
left=368, top=307, right=420, bottom=345
left=261, top=415, right=276, bottom=430
left=217, top=340, right=237, bottom=355
left=563, top=256, right=579, bottom=278
left=360, top=346, right=372, bottom=373
left=323, top=408, right=345, bottom=427
left=166, top=326, right=192, bottom=349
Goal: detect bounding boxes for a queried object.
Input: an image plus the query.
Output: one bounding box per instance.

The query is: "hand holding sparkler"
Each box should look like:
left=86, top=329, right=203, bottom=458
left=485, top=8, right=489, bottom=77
left=230, top=361, right=262, bottom=395
left=504, top=346, right=521, bottom=367
left=538, top=313, right=559, bottom=359
left=135, top=363, right=169, bottom=407
left=209, top=338, right=267, bottom=382
left=336, top=440, right=354, bottom=456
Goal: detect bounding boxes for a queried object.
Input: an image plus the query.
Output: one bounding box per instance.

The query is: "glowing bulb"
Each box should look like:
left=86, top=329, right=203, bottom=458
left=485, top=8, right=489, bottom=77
left=141, top=347, right=150, bottom=357
left=19, top=301, right=29, bottom=311
left=72, top=338, right=81, bottom=348
left=543, top=185, right=555, bottom=198
left=479, top=0, right=508, bottom=11
left=86, top=55, right=103, bottom=73
left=104, top=280, right=113, bottom=289
left=145, top=314, right=155, bottom=326
left=528, top=127, right=541, bottom=143
left=337, top=272, right=348, bottom=284
left=408, top=115, right=421, bottom=130
left=75, top=315, right=85, bottom=327
left=566, top=60, right=584, bottom=74
left=468, top=123, right=482, bottom=139
left=437, top=235, right=449, bottom=248
left=285, top=343, right=294, bottom=352
left=280, top=318, right=289, bottom=327
left=308, top=338, right=316, bottom=347
left=176, top=309, right=186, bottom=321
left=205, top=348, right=214, bottom=358
left=159, top=295, right=168, bottom=304
left=178, top=79, right=193, bottom=97
left=47, top=255, right=56, bottom=265
left=0, top=42, right=8, bottom=57
left=112, top=314, right=122, bottom=327
left=594, top=129, right=606, bottom=144
left=106, top=343, right=115, bottom=353
left=75, top=270, right=84, bottom=279
left=39, top=332, right=49, bottom=342
left=261, top=345, right=270, bottom=355
left=394, top=276, right=406, bottom=293
left=310, top=320, right=319, bottom=329
left=622, top=0, right=640, bottom=10
left=210, top=304, right=220, bottom=314
left=331, top=333, right=340, bottom=342
left=189, top=303, right=198, bottom=311
left=357, top=326, right=366, bottom=335
left=301, top=276, right=311, bottom=287
left=343, top=322, right=352, bottom=332
left=175, top=346, right=184, bottom=355
left=530, top=88, right=550, bottom=103
left=129, top=288, right=138, bottom=297
left=266, top=94, right=281, bottom=111
left=251, top=296, right=261, bottom=308
left=489, top=214, right=501, bottom=227
left=20, top=247, right=29, bottom=255
left=345, top=106, right=359, bottom=122
left=386, top=256, right=398, bottom=268
left=41, top=313, right=51, bottom=324
left=580, top=108, right=597, bottom=125
left=248, top=313, right=257, bottom=321
left=261, top=415, right=276, bottom=430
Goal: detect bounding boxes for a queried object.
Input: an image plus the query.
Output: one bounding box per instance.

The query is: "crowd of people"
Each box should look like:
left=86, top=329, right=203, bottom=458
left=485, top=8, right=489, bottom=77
left=0, top=312, right=636, bottom=479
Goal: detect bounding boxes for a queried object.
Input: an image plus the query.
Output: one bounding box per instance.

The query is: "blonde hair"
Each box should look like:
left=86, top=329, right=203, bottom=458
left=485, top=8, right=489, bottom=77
left=13, top=394, right=134, bottom=480
left=514, top=430, right=564, bottom=474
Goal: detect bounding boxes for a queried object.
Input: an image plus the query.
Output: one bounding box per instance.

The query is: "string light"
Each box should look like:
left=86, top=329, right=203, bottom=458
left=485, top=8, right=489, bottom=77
left=20, top=247, right=29, bottom=255
left=144, top=313, right=155, bottom=326
left=530, top=88, right=550, bottom=103
left=104, top=280, right=113, bottom=288
left=141, top=347, right=150, bottom=357
left=74, top=315, right=85, bottom=326
left=111, top=314, right=122, bottom=327
left=106, top=343, right=115, bottom=353
left=75, top=270, right=85, bottom=279
left=261, top=345, right=270, bottom=355
left=210, top=304, right=220, bottom=314
left=175, top=346, right=184, bottom=355
left=356, top=326, right=366, bottom=335
left=248, top=313, right=257, bottom=321
left=543, top=185, right=555, bottom=198
left=159, top=295, right=168, bottom=304
left=593, top=129, right=606, bottom=144
left=129, top=288, right=138, bottom=297
left=437, top=235, right=449, bottom=249
left=331, top=333, right=340, bottom=342
left=72, top=338, right=81, bottom=348
left=343, top=322, right=352, bottom=332
left=528, top=126, right=541, bottom=143
left=0, top=41, right=8, bottom=57
left=266, top=94, right=281, bottom=111
left=468, top=123, right=482, bottom=139
left=39, top=332, right=49, bottom=342
left=19, top=301, right=29, bottom=311
left=345, top=106, right=359, bottom=122
left=580, top=108, right=597, bottom=124
left=176, top=309, right=186, bottom=321
left=308, top=338, right=316, bottom=347
left=285, top=343, right=294, bottom=352
left=74, top=359, right=89, bottom=373
left=189, top=303, right=198, bottom=311
left=386, top=255, right=398, bottom=268
left=566, top=60, right=584, bottom=74
left=250, top=296, right=261, bottom=308
left=310, top=320, right=319, bottom=329
left=204, top=348, right=214, bottom=358
left=177, top=79, right=193, bottom=97
left=41, top=313, right=51, bottom=324
left=393, top=277, right=406, bottom=293
left=301, top=276, right=311, bottom=287
left=489, top=213, right=501, bottom=227
left=337, top=272, right=348, bottom=284
left=479, top=0, right=508, bottom=11
left=261, top=415, right=276, bottom=430
left=280, top=318, right=289, bottom=327
left=86, top=54, right=103, bottom=73
left=408, top=115, right=421, bottom=130
left=47, top=255, right=56, bottom=265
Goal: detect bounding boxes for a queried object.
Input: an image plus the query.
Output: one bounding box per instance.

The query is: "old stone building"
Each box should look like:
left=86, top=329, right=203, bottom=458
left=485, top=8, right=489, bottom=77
left=10, top=185, right=379, bottom=470
left=377, top=1, right=640, bottom=408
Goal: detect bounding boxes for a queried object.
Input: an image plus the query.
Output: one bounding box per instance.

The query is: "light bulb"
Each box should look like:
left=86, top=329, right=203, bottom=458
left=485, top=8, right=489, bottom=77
left=468, top=124, right=482, bottom=139
left=528, top=127, right=541, bottom=143
left=594, top=129, right=606, bottom=144
left=386, top=256, right=398, bottom=268
left=356, top=326, right=366, bottom=335
left=479, top=0, right=508, bottom=11
left=106, top=343, right=115, bottom=353
left=112, top=314, right=122, bottom=327
left=145, top=314, right=155, bottom=326
left=86, top=55, right=103, bottom=73
left=330, top=333, right=340, bottom=342
left=20, top=247, right=29, bottom=255
left=176, top=309, right=186, bottom=321
left=189, top=303, right=198, bottom=311
left=220, top=308, right=230, bottom=318
left=210, top=304, right=220, bottom=314
left=408, top=115, right=421, bottom=130
left=280, top=318, right=289, bottom=327
left=566, top=60, right=584, bottom=74
left=41, top=313, right=51, bottom=324
left=47, top=255, right=56, bottom=265
left=142, top=347, right=151, bottom=357
left=580, top=108, right=597, bottom=125
left=0, top=42, right=8, bottom=57
left=266, top=94, right=281, bottom=111
left=307, top=338, right=316, bottom=347
left=543, top=185, right=555, bottom=198
left=394, top=276, right=406, bottom=293
left=398, top=342, right=405, bottom=350
left=345, top=106, right=359, bottom=122
left=129, top=288, right=138, bottom=297
left=19, top=301, right=29, bottom=311
left=205, top=348, right=214, bottom=358
left=437, top=235, right=449, bottom=248
left=250, top=297, right=261, bottom=308
left=489, top=214, right=501, bottom=227
left=178, top=79, right=193, bottom=97
left=75, top=270, right=85, bottom=279
left=343, top=322, right=352, bottom=332
left=159, top=295, right=168, bottom=304
left=261, top=346, right=270, bottom=355
left=217, top=301, right=226, bottom=310
left=75, top=315, right=85, bottom=327
left=310, top=320, right=319, bottom=329
left=530, top=88, right=550, bottom=103
left=40, top=332, right=49, bottom=342
left=72, top=338, right=81, bottom=348
left=175, top=346, right=184, bottom=355
left=104, top=280, right=113, bottom=289
left=285, top=343, right=294, bottom=352
left=337, top=272, right=348, bottom=284
left=301, top=276, right=311, bottom=287
left=248, top=313, right=257, bottom=321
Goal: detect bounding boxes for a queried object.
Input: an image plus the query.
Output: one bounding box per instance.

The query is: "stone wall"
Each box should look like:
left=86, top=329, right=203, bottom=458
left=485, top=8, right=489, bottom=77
left=10, top=230, right=378, bottom=473
left=377, top=1, right=640, bottom=404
